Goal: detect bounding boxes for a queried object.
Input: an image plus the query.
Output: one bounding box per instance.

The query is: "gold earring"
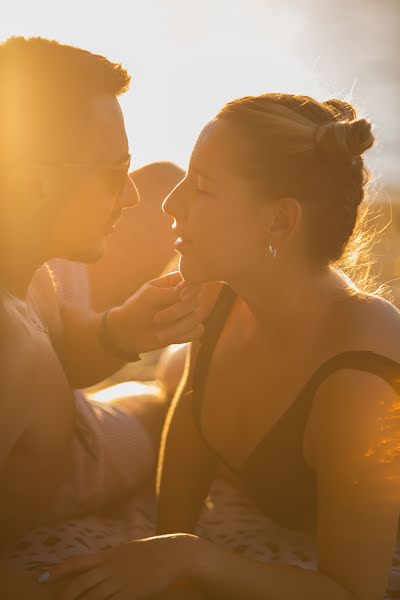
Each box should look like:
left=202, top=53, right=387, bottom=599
left=268, top=244, right=277, bottom=259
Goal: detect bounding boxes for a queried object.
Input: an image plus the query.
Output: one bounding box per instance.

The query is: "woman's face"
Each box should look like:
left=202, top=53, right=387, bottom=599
left=162, top=118, right=273, bottom=284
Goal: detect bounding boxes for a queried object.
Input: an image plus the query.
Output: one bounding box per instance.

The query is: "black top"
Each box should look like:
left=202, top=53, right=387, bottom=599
left=192, top=285, right=400, bottom=531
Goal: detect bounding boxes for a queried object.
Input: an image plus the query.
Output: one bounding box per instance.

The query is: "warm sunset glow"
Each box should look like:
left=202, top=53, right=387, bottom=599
left=365, top=394, right=400, bottom=466
left=2, top=5, right=400, bottom=597
left=86, top=380, right=163, bottom=403
left=1, top=0, right=399, bottom=186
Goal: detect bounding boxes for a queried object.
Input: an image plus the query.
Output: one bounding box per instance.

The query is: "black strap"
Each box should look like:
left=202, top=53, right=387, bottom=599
left=299, top=350, right=400, bottom=406
left=262, top=349, right=400, bottom=459
left=192, top=285, right=236, bottom=424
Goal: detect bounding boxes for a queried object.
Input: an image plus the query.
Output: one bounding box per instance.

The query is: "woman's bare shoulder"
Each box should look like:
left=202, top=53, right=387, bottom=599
left=350, top=292, right=400, bottom=360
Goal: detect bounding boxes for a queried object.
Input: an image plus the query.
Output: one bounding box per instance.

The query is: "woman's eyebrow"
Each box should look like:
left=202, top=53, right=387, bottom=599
left=192, top=166, right=217, bottom=183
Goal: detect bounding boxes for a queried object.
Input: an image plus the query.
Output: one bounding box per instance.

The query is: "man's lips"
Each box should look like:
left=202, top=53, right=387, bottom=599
left=105, top=212, right=122, bottom=231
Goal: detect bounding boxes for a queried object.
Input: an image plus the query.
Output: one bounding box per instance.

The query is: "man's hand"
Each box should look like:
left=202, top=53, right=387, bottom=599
left=106, top=272, right=205, bottom=355
left=0, top=561, right=59, bottom=600
left=37, top=534, right=204, bottom=600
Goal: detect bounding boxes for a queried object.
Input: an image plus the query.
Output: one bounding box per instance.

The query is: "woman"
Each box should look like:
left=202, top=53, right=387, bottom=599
left=44, top=94, right=400, bottom=599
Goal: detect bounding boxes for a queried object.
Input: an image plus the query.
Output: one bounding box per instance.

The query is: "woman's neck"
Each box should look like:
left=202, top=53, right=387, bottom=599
left=228, top=264, right=347, bottom=351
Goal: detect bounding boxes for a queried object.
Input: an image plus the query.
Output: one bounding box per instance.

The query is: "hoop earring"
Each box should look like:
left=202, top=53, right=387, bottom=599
left=268, top=244, right=277, bottom=259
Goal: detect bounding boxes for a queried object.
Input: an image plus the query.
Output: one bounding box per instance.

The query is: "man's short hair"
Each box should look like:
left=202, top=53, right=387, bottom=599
left=0, top=37, right=131, bottom=162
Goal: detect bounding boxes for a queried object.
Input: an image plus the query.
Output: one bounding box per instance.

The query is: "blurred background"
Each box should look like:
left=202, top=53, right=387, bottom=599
left=1, top=0, right=400, bottom=299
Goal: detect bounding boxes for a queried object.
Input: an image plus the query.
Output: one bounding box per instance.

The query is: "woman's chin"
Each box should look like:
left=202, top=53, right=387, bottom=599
left=178, top=256, right=211, bottom=285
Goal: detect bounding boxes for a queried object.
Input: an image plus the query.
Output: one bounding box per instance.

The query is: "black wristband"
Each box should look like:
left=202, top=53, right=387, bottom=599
left=98, top=308, right=141, bottom=363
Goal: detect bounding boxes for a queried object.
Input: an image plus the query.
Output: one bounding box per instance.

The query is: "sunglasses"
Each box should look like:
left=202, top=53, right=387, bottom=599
left=28, top=154, right=132, bottom=202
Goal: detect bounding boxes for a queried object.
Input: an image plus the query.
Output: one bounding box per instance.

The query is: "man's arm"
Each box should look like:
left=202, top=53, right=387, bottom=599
left=0, top=334, right=41, bottom=543
left=31, top=267, right=204, bottom=389
left=51, top=303, right=127, bottom=389
left=28, top=265, right=126, bottom=389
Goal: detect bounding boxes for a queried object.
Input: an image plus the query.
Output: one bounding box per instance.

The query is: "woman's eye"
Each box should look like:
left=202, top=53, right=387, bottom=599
left=194, top=176, right=211, bottom=195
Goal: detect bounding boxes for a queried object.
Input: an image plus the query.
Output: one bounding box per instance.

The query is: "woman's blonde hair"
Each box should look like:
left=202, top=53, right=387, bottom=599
left=217, top=93, right=377, bottom=290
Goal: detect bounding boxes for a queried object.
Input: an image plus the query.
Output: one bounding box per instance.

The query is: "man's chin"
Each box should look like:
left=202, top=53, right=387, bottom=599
left=65, top=241, right=106, bottom=264
left=178, top=256, right=210, bottom=285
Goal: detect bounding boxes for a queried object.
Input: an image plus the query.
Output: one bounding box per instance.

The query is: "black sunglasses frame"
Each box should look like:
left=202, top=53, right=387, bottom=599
left=27, top=155, right=132, bottom=202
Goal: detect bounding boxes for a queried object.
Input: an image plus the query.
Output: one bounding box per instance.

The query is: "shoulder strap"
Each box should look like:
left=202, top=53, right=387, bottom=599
left=251, top=350, right=400, bottom=457
left=292, top=350, right=400, bottom=428
left=298, top=350, right=400, bottom=413
left=192, top=285, right=237, bottom=424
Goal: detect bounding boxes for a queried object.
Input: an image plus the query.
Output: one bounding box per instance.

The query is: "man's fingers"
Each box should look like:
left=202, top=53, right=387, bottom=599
left=170, top=324, right=205, bottom=345
left=157, top=322, right=204, bottom=346
left=144, top=283, right=183, bottom=311
left=78, top=575, right=121, bottom=600
left=60, top=569, right=111, bottom=600
left=41, top=552, right=104, bottom=583
left=153, top=297, right=199, bottom=326
left=157, top=311, right=202, bottom=344
left=178, top=282, right=202, bottom=300
left=149, top=271, right=183, bottom=288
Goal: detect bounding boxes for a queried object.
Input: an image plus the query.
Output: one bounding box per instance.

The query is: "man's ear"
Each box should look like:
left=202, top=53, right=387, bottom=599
left=11, top=166, right=63, bottom=231
left=10, top=166, right=46, bottom=209
left=268, top=196, right=302, bottom=244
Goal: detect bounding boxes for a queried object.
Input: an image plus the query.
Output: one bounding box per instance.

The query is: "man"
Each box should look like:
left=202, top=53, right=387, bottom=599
left=0, top=36, right=202, bottom=595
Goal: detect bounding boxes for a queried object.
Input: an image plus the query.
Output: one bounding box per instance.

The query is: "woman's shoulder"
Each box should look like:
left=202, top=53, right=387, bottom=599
left=346, top=291, right=400, bottom=360
left=308, top=290, right=400, bottom=422
left=308, top=293, right=400, bottom=471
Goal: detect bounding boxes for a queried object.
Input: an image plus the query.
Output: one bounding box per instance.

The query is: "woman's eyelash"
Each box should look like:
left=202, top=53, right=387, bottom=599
left=195, top=184, right=211, bottom=195
left=194, top=178, right=211, bottom=195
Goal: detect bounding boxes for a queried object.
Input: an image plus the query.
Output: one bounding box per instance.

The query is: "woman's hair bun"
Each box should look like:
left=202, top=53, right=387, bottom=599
left=323, top=98, right=357, bottom=122
left=314, top=116, right=375, bottom=162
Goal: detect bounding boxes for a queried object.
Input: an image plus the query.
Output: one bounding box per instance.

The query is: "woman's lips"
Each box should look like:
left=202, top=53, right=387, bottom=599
left=175, top=236, right=193, bottom=253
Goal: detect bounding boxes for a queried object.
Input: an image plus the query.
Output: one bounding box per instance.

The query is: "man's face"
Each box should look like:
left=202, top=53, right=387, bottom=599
left=44, top=94, right=139, bottom=263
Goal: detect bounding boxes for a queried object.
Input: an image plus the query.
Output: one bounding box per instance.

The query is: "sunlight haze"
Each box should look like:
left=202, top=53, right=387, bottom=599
left=1, top=0, right=399, bottom=184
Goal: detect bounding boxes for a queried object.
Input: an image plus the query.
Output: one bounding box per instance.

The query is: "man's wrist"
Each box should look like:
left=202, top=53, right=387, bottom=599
left=98, top=307, right=141, bottom=363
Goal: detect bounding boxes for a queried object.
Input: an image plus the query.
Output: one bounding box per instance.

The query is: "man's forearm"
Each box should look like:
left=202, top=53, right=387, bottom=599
left=55, top=275, right=203, bottom=389
left=55, top=304, right=127, bottom=389
left=193, top=541, right=354, bottom=600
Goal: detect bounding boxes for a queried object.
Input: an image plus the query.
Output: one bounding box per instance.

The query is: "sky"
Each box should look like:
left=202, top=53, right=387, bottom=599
left=1, top=0, right=399, bottom=185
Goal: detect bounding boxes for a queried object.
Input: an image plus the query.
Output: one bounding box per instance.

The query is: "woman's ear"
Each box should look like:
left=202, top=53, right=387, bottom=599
left=268, top=196, right=302, bottom=244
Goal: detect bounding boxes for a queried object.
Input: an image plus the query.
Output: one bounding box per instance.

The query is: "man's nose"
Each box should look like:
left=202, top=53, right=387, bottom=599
left=119, top=174, right=140, bottom=209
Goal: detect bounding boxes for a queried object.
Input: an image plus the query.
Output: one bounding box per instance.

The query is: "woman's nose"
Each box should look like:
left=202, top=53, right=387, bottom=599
left=162, top=179, right=185, bottom=218
left=119, top=174, right=140, bottom=209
